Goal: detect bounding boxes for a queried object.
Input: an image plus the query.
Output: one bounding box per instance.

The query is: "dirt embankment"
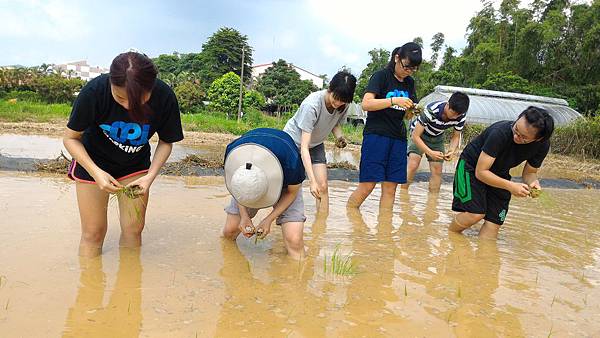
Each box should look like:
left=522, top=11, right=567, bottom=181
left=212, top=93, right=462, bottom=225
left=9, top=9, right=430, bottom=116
left=1, top=122, right=599, bottom=189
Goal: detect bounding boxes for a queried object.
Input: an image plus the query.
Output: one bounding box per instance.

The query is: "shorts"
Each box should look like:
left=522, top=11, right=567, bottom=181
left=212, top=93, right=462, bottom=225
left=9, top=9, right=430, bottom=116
left=67, top=159, right=150, bottom=184
left=359, top=133, right=407, bottom=184
left=451, top=159, right=511, bottom=225
left=309, top=143, right=327, bottom=164
left=224, top=188, right=306, bottom=225
left=407, top=132, right=445, bottom=163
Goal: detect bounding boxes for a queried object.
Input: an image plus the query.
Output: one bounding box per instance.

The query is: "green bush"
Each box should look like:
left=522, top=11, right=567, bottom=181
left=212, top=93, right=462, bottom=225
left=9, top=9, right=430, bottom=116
left=207, top=72, right=241, bottom=118
left=243, top=90, right=266, bottom=110
left=174, top=81, right=204, bottom=113
left=552, top=117, right=600, bottom=159
left=33, top=75, right=84, bottom=103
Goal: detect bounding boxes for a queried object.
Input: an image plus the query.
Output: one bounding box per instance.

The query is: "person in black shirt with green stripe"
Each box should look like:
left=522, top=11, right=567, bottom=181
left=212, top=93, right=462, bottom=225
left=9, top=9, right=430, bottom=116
left=450, top=107, right=554, bottom=239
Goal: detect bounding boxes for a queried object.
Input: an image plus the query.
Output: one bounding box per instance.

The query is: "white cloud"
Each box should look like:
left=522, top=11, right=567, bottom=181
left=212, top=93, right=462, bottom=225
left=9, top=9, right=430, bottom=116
left=278, top=30, right=298, bottom=49
left=0, top=0, right=90, bottom=40
left=307, top=0, right=489, bottom=52
left=318, top=35, right=361, bottom=71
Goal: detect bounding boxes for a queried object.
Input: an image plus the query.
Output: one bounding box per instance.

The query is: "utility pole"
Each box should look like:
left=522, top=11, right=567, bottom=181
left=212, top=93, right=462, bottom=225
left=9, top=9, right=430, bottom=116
left=237, top=47, right=245, bottom=122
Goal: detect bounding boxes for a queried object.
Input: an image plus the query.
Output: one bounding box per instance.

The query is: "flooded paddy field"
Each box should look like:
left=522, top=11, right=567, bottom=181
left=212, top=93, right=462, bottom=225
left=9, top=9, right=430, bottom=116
left=0, top=170, right=599, bottom=337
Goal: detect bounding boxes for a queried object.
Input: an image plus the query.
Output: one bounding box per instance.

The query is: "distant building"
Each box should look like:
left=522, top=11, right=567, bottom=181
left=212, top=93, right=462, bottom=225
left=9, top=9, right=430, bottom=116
left=52, top=60, right=108, bottom=82
left=252, top=62, right=324, bottom=89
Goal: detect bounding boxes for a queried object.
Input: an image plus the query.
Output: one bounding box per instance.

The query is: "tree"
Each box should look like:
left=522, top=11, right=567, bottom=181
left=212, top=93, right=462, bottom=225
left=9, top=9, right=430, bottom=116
left=480, top=71, right=531, bottom=93
left=174, top=81, right=204, bottom=113
left=207, top=72, right=241, bottom=118
left=243, top=90, right=266, bottom=110
left=255, top=59, right=317, bottom=112
left=355, top=48, right=390, bottom=101
left=198, top=27, right=254, bottom=87
left=430, top=33, right=445, bottom=68
left=412, top=37, right=424, bottom=48
left=153, top=53, right=181, bottom=74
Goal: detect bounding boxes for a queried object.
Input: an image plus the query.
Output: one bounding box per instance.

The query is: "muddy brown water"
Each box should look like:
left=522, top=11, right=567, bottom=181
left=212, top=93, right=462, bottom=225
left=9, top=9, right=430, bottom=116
left=0, top=171, right=599, bottom=337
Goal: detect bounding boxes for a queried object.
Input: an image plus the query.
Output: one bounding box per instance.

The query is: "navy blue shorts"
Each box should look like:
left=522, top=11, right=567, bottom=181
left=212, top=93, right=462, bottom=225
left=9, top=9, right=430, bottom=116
left=359, top=133, right=407, bottom=183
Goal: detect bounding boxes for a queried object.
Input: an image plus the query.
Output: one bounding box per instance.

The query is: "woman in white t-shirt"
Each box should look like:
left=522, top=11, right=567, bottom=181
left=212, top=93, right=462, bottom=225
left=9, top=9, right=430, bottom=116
left=283, top=71, right=357, bottom=214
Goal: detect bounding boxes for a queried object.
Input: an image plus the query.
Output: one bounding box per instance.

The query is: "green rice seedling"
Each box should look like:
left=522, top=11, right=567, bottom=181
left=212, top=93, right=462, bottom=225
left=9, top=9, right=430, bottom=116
left=253, top=228, right=264, bottom=245
left=457, top=284, right=462, bottom=298
left=404, top=284, right=408, bottom=297
left=110, top=185, right=145, bottom=223
left=551, top=295, right=556, bottom=307
left=324, top=244, right=357, bottom=277
left=529, top=188, right=556, bottom=208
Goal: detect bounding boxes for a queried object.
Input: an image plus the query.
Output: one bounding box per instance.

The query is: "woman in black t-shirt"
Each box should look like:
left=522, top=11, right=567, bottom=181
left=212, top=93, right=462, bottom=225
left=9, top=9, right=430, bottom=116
left=450, top=107, right=554, bottom=239
left=348, top=42, right=421, bottom=210
left=63, top=52, right=184, bottom=256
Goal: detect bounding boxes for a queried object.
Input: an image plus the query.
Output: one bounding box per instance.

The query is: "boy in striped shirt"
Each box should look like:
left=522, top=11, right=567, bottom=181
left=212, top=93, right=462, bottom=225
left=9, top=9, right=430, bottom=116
left=404, top=92, right=470, bottom=192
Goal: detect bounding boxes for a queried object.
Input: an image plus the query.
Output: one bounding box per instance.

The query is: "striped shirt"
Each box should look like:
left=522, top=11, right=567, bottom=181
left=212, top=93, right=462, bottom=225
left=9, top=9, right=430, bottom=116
left=409, top=101, right=466, bottom=137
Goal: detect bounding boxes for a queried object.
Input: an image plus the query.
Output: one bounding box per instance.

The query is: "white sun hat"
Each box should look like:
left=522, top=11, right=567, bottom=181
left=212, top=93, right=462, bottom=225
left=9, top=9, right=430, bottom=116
left=224, top=143, right=283, bottom=209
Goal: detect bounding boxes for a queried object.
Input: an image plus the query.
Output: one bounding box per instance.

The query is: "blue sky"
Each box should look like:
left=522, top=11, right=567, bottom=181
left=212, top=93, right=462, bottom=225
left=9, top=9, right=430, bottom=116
left=1, top=0, right=510, bottom=78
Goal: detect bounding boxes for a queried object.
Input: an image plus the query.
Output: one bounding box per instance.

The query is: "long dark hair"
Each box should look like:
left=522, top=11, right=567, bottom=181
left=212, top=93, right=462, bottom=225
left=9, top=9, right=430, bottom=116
left=109, top=52, right=157, bottom=122
left=518, top=106, right=555, bottom=141
left=386, top=42, right=423, bottom=72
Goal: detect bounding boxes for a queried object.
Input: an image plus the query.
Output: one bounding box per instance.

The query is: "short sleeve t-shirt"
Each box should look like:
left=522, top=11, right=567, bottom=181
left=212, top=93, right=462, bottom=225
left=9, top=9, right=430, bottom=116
left=363, top=68, right=418, bottom=140
left=225, top=128, right=306, bottom=188
left=67, top=74, right=184, bottom=168
left=461, top=121, right=550, bottom=179
left=409, top=101, right=466, bottom=137
left=283, top=90, right=348, bottom=148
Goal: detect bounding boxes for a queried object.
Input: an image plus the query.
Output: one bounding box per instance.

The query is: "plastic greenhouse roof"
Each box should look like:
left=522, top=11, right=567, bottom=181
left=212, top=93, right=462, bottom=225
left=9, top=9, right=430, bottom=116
left=419, top=86, right=582, bottom=126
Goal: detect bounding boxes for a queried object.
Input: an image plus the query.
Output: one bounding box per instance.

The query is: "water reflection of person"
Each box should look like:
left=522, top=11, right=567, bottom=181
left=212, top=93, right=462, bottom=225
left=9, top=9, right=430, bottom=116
left=215, top=239, right=328, bottom=337
left=338, top=207, right=401, bottom=335
left=62, top=247, right=142, bottom=338
left=430, top=234, right=525, bottom=336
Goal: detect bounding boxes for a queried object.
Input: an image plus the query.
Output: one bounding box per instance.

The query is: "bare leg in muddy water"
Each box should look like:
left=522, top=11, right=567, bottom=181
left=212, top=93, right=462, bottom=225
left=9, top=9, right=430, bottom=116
left=76, top=173, right=149, bottom=257
left=222, top=214, right=306, bottom=260
left=449, top=212, right=500, bottom=239
left=117, top=175, right=149, bottom=248
left=313, top=163, right=329, bottom=214
left=347, top=182, right=376, bottom=208
left=347, top=182, right=397, bottom=210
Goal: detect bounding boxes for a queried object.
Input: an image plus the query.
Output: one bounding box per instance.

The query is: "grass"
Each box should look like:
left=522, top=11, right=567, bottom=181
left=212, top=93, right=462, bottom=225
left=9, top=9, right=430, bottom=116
left=323, top=244, right=357, bottom=277
left=0, top=99, right=70, bottom=122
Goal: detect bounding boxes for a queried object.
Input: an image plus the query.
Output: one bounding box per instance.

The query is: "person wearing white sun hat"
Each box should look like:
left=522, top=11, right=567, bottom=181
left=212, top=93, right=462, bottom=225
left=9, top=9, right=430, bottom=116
left=222, top=128, right=307, bottom=259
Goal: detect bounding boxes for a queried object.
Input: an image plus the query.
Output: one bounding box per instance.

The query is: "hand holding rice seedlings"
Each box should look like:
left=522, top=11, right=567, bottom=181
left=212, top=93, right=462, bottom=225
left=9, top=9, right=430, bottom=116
left=323, top=244, right=357, bottom=277
left=254, top=228, right=266, bottom=244
left=529, top=187, right=542, bottom=198
left=335, top=136, right=347, bottom=149
left=109, top=185, right=145, bottom=223
left=404, top=104, right=423, bottom=121
left=443, top=152, right=455, bottom=162
left=528, top=187, right=556, bottom=207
